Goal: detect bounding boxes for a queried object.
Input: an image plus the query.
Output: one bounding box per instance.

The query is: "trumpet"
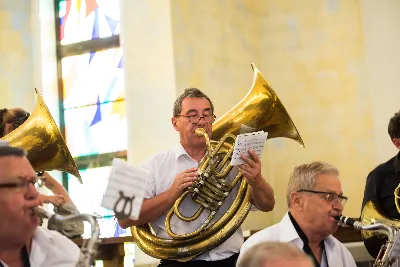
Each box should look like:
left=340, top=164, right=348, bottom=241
left=34, top=207, right=100, bottom=267
left=336, top=215, right=400, bottom=267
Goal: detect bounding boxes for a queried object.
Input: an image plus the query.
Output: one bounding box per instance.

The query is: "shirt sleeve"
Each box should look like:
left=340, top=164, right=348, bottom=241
left=142, top=158, right=156, bottom=199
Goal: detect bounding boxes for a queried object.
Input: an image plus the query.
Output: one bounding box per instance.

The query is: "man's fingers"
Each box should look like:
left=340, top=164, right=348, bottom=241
left=182, top=168, right=198, bottom=174
left=182, top=176, right=197, bottom=183
left=240, top=154, right=255, bottom=166
left=248, top=150, right=261, bottom=164
left=238, top=164, right=252, bottom=174
left=239, top=168, right=251, bottom=178
left=181, top=181, right=194, bottom=190
left=181, top=171, right=198, bottom=179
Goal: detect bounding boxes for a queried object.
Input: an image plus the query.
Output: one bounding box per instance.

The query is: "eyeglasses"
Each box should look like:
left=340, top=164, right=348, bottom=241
left=297, top=189, right=348, bottom=205
left=0, top=177, right=37, bottom=193
left=177, top=114, right=216, bottom=124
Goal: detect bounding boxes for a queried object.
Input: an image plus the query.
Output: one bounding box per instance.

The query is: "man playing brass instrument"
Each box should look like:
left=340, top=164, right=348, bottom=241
left=238, top=161, right=357, bottom=267
left=119, top=88, right=275, bottom=267
left=0, top=108, right=70, bottom=208
left=0, top=107, right=83, bottom=238
left=362, top=110, right=400, bottom=218
left=361, top=110, right=400, bottom=256
left=0, top=145, right=80, bottom=267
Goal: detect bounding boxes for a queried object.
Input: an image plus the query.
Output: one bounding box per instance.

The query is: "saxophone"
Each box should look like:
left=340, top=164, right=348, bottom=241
left=336, top=215, right=400, bottom=267
left=34, top=207, right=100, bottom=267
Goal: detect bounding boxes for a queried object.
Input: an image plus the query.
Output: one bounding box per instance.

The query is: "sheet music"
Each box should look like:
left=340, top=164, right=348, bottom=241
left=230, top=131, right=268, bottom=166
left=101, top=158, right=150, bottom=220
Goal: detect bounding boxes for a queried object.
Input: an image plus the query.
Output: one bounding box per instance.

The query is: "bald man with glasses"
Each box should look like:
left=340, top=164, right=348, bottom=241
left=237, top=161, right=357, bottom=267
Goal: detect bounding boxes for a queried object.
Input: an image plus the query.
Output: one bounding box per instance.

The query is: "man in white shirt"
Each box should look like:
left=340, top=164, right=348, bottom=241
left=237, top=161, right=357, bottom=267
left=0, top=145, right=80, bottom=267
left=119, top=88, right=275, bottom=267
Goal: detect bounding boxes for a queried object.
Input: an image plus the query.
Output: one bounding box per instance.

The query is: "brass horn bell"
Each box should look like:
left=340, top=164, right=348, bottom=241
left=131, top=63, right=304, bottom=261
left=0, top=89, right=82, bottom=183
left=361, top=200, right=400, bottom=259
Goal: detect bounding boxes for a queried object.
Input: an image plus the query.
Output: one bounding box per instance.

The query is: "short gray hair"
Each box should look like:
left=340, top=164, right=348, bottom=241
left=0, top=146, right=27, bottom=158
left=237, top=242, right=313, bottom=267
left=173, top=88, right=214, bottom=117
left=286, top=161, right=339, bottom=207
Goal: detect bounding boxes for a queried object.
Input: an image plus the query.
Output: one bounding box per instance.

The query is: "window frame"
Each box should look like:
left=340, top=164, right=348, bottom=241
left=53, top=0, right=127, bottom=190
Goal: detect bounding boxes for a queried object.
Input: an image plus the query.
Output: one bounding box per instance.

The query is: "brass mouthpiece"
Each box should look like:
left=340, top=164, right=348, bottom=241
left=33, top=207, right=54, bottom=219
left=195, top=128, right=206, bottom=137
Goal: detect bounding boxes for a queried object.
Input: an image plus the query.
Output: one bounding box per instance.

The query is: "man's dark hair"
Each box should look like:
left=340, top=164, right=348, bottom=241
left=0, top=108, right=30, bottom=137
left=0, top=145, right=27, bottom=158
left=388, top=110, right=400, bottom=140
left=173, top=88, right=214, bottom=117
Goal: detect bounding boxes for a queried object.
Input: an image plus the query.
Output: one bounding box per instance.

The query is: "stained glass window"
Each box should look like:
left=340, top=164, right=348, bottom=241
left=55, top=1, right=132, bottom=265
left=58, top=0, right=120, bottom=45
left=64, top=101, right=127, bottom=157
left=61, top=48, right=126, bottom=157
left=62, top=48, right=124, bottom=108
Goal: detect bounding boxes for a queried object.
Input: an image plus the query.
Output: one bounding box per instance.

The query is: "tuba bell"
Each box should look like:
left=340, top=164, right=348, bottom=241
left=131, top=63, right=305, bottom=261
left=340, top=201, right=400, bottom=266
left=0, top=88, right=81, bottom=182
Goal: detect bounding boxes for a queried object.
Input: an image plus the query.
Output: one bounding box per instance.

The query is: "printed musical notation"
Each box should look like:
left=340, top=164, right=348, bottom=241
left=230, top=130, right=268, bottom=166
left=101, top=158, right=150, bottom=220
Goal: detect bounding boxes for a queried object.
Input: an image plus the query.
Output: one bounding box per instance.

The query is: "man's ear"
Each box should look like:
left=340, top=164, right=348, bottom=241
left=291, top=192, right=303, bottom=211
left=172, top=117, right=179, bottom=131
left=393, top=138, right=400, bottom=150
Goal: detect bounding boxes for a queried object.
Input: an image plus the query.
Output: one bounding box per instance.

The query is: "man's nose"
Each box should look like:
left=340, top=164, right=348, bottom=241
left=196, top=116, right=206, bottom=125
left=26, top=182, right=39, bottom=200
left=333, top=200, right=344, bottom=212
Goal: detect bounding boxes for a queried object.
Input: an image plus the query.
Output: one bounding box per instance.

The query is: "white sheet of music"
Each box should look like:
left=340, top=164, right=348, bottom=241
left=230, top=130, right=268, bottom=166
left=101, top=158, right=150, bottom=220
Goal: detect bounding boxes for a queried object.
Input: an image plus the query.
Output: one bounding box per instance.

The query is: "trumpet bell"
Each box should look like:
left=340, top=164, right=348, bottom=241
left=0, top=89, right=82, bottom=183
left=212, top=63, right=304, bottom=147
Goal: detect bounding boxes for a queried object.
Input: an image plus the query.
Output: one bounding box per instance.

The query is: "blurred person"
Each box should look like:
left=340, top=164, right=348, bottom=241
left=236, top=241, right=313, bottom=267
left=0, top=145, right=80, bottom=267
left=0, top=108, right=68, bottom=207
left=0, top=107, right=83, bottom=238
left=238, top=161, right=356, bottom=267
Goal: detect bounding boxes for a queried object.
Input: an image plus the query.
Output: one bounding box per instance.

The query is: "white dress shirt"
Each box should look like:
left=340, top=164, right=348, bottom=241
left=237, top=212, right=357, bottom=267
left=0, top=227, right=80, bottom=267
left=143, top=143, right=252, bottom=261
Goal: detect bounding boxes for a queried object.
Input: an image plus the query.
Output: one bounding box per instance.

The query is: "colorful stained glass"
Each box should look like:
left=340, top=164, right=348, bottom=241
left=64, top=100, right=127, bottom=157
left=62, top=48, right=124, bottom=109
left=61, top=47, right=126, bottom=157
left=58, top=0, right=120, bottom=45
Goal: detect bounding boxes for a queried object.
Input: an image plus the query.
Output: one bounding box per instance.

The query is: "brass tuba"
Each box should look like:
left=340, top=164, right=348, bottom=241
left=131, top=63, right=305, bottom=261
left=341, top=201, right=400, bottom=266
left=0, top=89, right=81, bottom=182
